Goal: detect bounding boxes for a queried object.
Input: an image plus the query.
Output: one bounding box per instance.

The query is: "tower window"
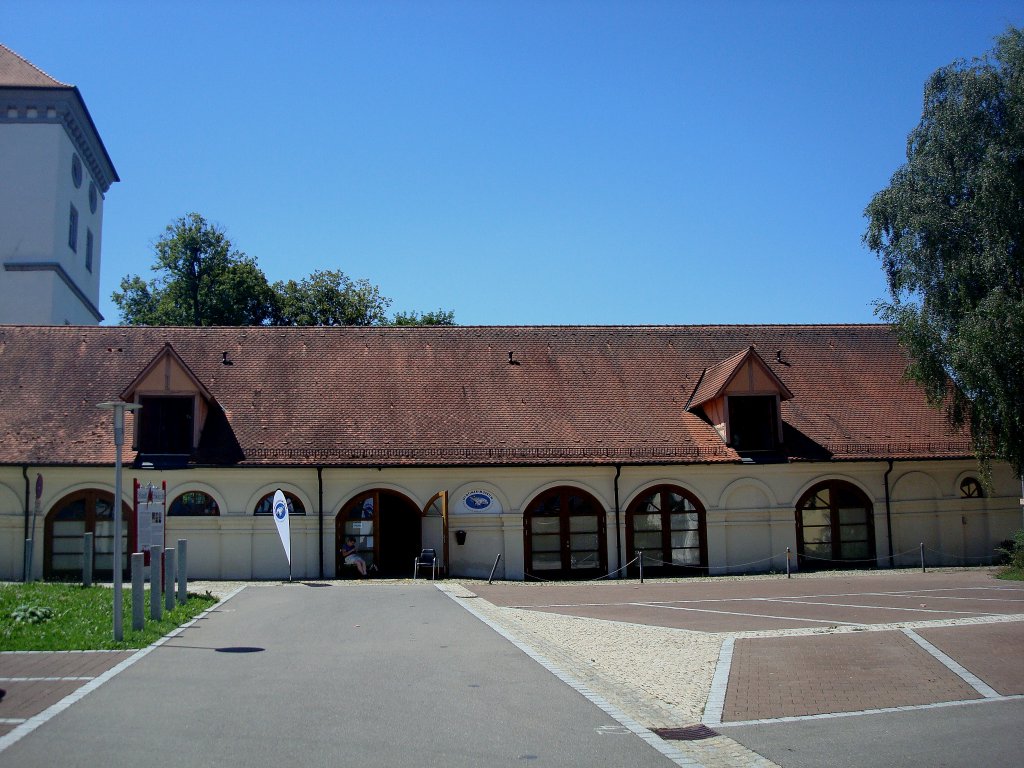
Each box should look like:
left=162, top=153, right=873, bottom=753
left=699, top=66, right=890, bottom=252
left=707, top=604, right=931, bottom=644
left=71, top=154, right=82, bottom=188
left=68, top=204, right=78, bottom=252
left=89, top=182, right=98, bottom=213
left=86, top=229, right=94, bottom=272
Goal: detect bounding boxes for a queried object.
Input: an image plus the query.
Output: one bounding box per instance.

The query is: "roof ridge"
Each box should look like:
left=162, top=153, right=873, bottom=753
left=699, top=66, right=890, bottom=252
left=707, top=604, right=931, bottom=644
left=0, top=43, right=71, bottom=88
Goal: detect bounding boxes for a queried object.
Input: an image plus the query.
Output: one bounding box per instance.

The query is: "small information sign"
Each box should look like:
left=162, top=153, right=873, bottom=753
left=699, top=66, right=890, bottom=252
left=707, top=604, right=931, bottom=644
left=135, top=482, right=166, bottom=556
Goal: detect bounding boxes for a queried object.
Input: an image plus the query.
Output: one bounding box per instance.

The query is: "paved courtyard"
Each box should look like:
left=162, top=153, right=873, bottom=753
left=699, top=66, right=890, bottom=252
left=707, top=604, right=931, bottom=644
left=2, top=569, right=1023, bottom=767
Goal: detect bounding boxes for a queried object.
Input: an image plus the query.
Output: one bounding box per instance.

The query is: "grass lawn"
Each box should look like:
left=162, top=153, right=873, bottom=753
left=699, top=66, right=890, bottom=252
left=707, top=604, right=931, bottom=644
left=997, top=568, right=1024, bottom=581
left=0, top=582, right=218, bottom=651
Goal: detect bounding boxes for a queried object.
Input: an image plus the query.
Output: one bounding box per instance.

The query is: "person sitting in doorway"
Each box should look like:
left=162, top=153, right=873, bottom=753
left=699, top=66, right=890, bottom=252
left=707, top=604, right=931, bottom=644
left=341, top=536, right=368, bottom=577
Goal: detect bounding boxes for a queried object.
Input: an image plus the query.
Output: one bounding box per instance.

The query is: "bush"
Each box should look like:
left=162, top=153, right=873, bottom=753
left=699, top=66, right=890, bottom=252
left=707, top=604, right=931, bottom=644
left=996, top=530, right=1024, bottom=570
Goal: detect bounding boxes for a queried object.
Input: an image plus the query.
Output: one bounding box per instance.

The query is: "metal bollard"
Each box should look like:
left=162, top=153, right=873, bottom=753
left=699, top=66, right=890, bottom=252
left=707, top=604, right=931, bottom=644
left=177, top=539, right=188, bottom=604
left=83, top=532, right=94, bottom=587
left=164, top=548, right=176, bottom=613
left=786, top=547, right=791, bottom=578
left=638, top=551, right=644, bottom=584
left=150, top=547, right=163, bottom=621
left=131, top=553, right=145, bottom=631
left=920, top=542, right=926, bottom=573
left=488, top=553, right=502, bottom=584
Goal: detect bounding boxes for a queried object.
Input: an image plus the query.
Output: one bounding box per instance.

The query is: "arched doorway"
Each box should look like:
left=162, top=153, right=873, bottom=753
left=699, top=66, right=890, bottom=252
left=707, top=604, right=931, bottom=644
left=796, top=480, right=876, bottom=569
left=335, top=489, right=421, bottom=577
left=44, top=489, right=132, bottom=581
left=626, top=485, right=707, bottom=577
left=524, top=486, right=607, bottom=580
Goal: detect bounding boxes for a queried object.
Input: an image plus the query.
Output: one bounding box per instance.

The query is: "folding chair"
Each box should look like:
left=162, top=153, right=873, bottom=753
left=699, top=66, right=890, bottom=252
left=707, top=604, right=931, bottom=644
left=413, top=548, right=439, bottom=580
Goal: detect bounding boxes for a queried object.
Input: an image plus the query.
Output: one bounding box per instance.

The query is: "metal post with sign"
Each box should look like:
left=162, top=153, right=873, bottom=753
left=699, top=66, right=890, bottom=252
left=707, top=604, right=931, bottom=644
left=23, top=473, right=42, bottom=582
left=98, top=401, right=141, bottom=642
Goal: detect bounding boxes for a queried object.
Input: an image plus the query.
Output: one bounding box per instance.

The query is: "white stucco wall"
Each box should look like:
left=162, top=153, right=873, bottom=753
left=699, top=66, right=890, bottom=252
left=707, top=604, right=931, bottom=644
left=0, top=121, right=104, bottom=324
left=1, top=459, right=1020, bottom=582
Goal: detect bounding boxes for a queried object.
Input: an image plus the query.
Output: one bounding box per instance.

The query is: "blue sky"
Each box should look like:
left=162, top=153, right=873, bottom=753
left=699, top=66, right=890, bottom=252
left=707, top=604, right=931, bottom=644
left=4, top=1, right=1021, bottom=326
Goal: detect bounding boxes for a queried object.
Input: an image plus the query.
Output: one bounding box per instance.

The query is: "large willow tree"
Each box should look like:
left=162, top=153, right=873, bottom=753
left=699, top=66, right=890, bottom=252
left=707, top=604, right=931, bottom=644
left=864, top=27, right=1024, bottom=478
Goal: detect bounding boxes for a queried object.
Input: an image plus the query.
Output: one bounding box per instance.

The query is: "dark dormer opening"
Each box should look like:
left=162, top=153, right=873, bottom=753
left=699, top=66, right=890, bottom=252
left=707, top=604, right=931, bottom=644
left=727, top=395, right=780, bottom=452
left=137, top=395, right=194, bottom=456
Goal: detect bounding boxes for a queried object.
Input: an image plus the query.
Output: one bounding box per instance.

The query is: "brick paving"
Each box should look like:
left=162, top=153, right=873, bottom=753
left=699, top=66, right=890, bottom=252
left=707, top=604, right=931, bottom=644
left=0, top=652, right=132, bottom=724
left=919, top=622, right=1024, bottom=695
left=723, top=630, right=981, bottom=722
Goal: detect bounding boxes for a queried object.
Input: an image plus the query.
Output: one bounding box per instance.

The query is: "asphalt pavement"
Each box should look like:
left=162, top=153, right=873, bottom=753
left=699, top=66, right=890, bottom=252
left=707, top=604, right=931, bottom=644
left=0, top=583, right=682, bottom=768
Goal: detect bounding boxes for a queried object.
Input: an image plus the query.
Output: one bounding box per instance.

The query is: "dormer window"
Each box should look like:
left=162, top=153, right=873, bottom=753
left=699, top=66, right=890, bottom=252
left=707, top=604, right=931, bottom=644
left=728, top=395, right=780, bottom=451
left=119, top=343, right=216, bottom=468
left=687, top=346, right=793, bottom=455
left=137, top=395, right=194, bottom=455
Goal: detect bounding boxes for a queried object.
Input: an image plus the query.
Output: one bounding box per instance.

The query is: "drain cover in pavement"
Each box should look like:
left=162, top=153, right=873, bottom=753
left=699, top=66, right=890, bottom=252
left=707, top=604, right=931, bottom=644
left=653, top=725, right=719, bottom=741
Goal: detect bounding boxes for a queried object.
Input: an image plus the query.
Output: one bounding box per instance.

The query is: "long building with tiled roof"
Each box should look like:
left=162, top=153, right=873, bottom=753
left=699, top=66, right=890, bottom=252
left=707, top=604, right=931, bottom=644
left=0, top=323, right=1018, bottom=583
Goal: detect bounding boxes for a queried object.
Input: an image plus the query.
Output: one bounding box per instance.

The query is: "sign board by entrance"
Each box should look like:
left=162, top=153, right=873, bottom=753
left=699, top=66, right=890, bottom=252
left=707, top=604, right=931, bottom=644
left=135, top=481, right=165, bottom=557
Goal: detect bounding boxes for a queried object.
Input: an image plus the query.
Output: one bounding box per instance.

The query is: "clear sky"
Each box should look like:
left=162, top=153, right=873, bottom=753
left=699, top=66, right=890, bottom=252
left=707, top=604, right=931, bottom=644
left=3, top=1, right=1021, bottom=326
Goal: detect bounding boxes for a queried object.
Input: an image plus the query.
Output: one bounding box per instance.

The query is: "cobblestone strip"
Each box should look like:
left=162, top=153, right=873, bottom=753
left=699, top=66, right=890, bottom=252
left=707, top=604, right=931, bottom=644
left=440, top=583, right=781, bottom=768
left=702, top=637, right=734, bottom=726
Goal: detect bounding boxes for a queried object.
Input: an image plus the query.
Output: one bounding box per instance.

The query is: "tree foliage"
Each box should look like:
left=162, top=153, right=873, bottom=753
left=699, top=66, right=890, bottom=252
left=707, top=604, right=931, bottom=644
left=273, top=270, right=391, bottom=326
left=113, top=213, right=276, bottom=326
left=113, top=213, right=455, bottom=328
left=864, top=27, right=1024, bottom=476
left=392, top=309, right=456, bottom=326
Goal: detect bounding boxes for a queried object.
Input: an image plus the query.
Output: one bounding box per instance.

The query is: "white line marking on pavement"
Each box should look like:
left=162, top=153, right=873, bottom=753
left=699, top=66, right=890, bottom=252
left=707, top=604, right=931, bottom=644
left=757, top=598, right=992, bottom=616
left=715, top=693, right=1024, bottom=728
left=902, top=628, right=1001, bottom=698
left=0, top=585, right=246, bottom=757
left=635, top=603, right=866, bottom=627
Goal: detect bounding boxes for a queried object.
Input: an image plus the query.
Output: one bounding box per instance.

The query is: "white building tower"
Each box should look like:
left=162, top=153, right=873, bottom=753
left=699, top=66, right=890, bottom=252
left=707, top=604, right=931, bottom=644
left=0, top=44, right=118, bottom=325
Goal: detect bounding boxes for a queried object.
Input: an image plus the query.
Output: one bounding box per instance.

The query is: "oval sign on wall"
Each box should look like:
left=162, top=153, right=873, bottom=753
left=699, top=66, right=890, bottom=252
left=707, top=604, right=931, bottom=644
left=458, top=490, right=501, bottom=515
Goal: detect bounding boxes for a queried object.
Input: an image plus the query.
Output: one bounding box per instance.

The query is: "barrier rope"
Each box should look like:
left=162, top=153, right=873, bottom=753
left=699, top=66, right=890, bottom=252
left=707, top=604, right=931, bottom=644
left=519, top=543, right=1003, bottom=582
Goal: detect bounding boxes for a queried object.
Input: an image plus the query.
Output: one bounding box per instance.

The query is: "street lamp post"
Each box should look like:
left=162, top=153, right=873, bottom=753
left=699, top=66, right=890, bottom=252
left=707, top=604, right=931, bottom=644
left=97, top=401, right=141, bottom=642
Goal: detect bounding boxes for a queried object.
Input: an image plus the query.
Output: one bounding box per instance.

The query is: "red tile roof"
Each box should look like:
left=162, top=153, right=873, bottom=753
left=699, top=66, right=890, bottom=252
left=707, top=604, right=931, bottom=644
left=0, top=44, right=70, bottom=88
left=0, top=324, right=972, bottom=467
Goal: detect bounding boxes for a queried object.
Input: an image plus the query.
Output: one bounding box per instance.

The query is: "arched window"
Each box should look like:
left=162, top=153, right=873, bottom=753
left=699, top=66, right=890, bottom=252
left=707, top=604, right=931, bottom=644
left=524, top=487, right=607, bottom=580
left=626, top=485, right=707, bottom=576
left=960, top=478, right=984, bottom=498
left=169, top=491, right=220, bottom=516
left=254, top=491, right=305, bottom=516
left=44, top=490, right=132, bottom=581
left=796, top=480, right=875, bottom=568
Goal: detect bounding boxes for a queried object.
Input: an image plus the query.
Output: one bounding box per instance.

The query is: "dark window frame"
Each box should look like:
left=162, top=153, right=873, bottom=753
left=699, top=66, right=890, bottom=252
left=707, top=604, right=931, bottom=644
left=626, top=484, right=708, bottom=577
left=169, top=490, right=220, bottom=516
left=727, top=394, right=780, bottom=452
left=254, top=491, right=305, bottom=516
left=136, top=395, right=195, bottom=456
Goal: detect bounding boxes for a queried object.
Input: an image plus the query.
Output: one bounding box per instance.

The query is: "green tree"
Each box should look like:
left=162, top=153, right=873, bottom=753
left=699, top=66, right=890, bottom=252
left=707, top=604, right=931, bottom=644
left=272, top=269, right=392, bottom=326
left=864, top=27, right=1024, bottom=477
left=113, top=213, right=277, bottom=326
left=392, top=309, right=457, bottom=326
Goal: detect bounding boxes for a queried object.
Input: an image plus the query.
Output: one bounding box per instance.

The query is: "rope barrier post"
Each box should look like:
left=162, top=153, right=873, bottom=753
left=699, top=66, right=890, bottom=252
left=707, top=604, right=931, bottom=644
left=637, top=551, right=643, bottom=584
left=920, top=542, right=926, bottom=573
left=786, top=547, right=791, bottom=579
left=487, top=553, right=502, bottom=584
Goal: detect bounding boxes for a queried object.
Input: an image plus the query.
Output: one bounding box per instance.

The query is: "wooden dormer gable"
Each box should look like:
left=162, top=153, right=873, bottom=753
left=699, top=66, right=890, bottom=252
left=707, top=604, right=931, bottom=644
left=119, top=343, right=214, bottom=459
left=687, top=346, right=793, bottom=451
